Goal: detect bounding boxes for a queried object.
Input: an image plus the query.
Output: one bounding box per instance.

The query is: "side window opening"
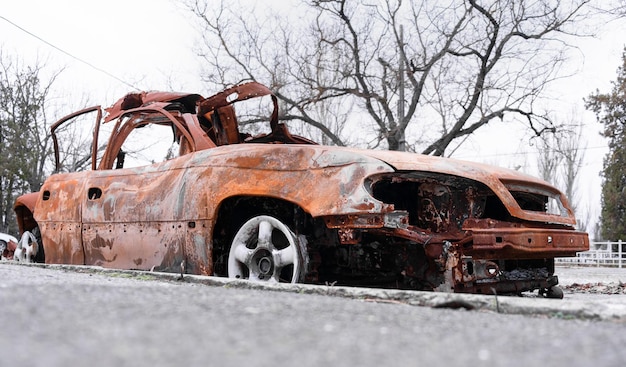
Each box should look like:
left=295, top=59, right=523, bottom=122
left=51, top=107, right=101, bottom=173
left=113, top=122, right=181, bottom=169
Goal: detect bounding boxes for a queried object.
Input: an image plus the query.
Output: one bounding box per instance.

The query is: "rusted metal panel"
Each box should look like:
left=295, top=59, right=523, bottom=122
left=38, top=221, right=84, bottom=265
left=104, top=91, right=203, bottom=123
left=82, top=163, right=188, bottom=223
left=82, top=222, right=184, bottom=272
left=183, top=219, right=213, bottom=276
left=32, top=174, right=85, bottom=264
left=199, top=82, right=274, bottom=112
left=466, top=227, right=589, bottom=258
left=13, top=192, right=39, bottom=233
left=36, top=175, right=85, bottom=223
left=80, top=159, right=190, bottom=271
left=184, top=144, right=396, bottom=217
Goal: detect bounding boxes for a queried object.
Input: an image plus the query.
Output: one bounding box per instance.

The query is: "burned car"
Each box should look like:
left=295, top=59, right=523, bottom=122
left=13, top=82, right=588, bottom=298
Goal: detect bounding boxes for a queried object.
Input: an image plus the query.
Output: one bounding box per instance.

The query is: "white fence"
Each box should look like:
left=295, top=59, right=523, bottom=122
left=555, top=241, right=626, bottom=268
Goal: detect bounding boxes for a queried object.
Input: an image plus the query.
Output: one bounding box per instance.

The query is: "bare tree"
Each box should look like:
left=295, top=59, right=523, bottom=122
left=186, top=0, right=594, bottom=154
left=599, top=0, right=626, bottom=15
left=0, top=51, right=60, bottom=234
left=535, top=133, right=563, bottom=184
left=534, top=120, right=588, bottom=230
left=559, top=127, right=586, bottom=216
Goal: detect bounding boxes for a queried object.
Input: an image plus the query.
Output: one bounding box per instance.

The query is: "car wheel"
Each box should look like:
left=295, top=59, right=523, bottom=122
left=228, top=215, right=305, bottom=283
left=31, top=227, right=45, bottom=263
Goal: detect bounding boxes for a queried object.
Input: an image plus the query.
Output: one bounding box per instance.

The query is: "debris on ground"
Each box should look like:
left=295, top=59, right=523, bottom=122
left=564, top=282, right=626, bottom=295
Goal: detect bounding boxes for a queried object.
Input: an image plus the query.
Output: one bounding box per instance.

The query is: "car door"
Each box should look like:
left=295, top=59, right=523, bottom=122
left=80, top=111, right=189, bottom=272
left=80, top=164, right=188, bottom=272
left=34, top=106, right=104, bottom=264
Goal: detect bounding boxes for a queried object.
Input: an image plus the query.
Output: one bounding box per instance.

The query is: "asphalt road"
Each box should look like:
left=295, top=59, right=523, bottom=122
left=1, top=263, right=625, bottom=367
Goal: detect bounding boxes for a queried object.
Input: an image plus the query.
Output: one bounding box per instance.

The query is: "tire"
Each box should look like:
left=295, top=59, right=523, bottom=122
left=546, top=285, right=564, bottom=299
left=31, top=227, right=45, bottom=263
left=227, top=215, right=307, bottom=283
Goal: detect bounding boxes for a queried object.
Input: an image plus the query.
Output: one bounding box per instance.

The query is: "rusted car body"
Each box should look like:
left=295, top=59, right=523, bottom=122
left=13, top=82, right=588, bottom=297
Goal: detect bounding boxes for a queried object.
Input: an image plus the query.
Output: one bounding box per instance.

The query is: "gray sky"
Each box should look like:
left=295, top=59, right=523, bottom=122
left=1, top=0, right=201, bottom=98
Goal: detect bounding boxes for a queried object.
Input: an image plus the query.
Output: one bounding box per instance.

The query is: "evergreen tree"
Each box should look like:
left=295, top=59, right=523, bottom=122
left=586, top=48, right=626, bottom=240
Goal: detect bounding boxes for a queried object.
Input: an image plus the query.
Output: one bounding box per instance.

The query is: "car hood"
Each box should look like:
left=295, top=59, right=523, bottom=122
left=350, top=148, right=547, bottom=187
left=199, top=144, right=570, bottom=220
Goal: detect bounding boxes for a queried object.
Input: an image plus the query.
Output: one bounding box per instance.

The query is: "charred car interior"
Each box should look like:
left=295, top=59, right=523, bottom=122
left=11, top=82, right=589, bottom=298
